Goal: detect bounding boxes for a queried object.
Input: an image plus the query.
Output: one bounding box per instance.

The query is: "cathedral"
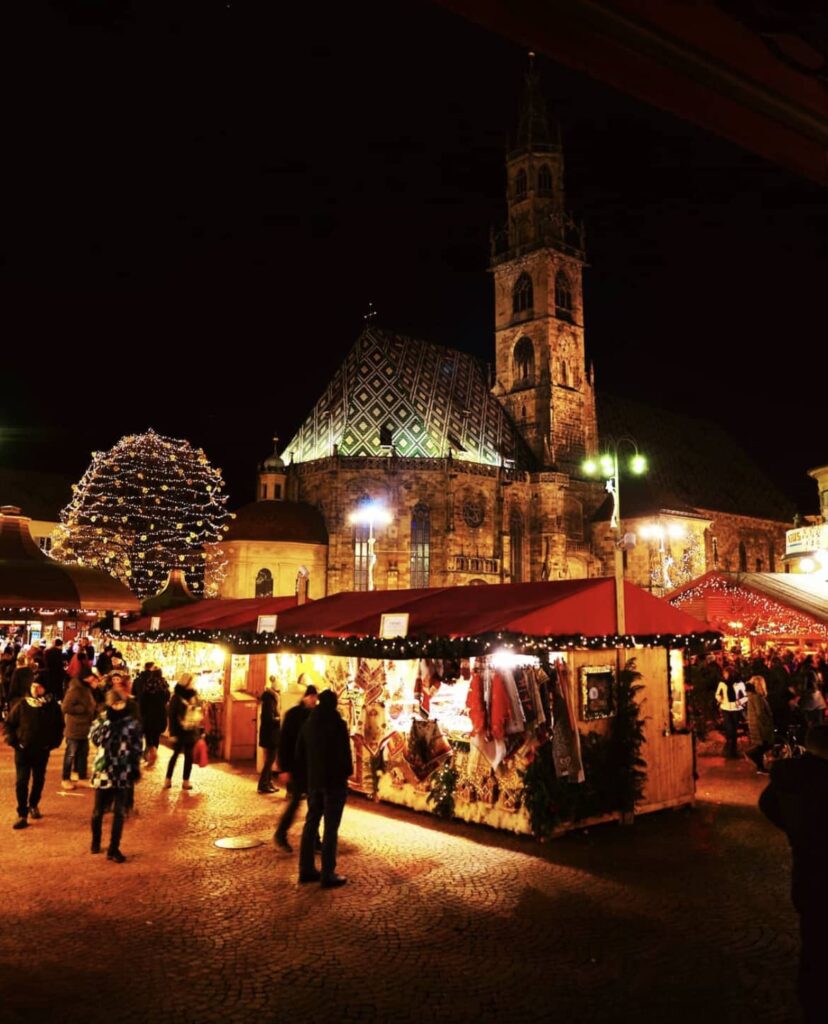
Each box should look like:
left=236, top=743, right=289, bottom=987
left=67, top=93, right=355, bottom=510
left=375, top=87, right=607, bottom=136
left=218, top=65, right=792, bottom=602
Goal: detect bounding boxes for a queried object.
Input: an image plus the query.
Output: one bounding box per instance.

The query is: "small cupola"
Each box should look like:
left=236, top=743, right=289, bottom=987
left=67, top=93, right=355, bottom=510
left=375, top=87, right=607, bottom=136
left=258, top=436, right=287, bottom=502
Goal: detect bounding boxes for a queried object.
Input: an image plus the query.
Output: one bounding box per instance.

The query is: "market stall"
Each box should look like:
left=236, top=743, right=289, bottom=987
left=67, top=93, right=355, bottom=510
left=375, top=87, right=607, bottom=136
left=117, top=579, right=715, bottom=836
left=667, top=571, right=828, bottom=653
left=0, top=505, right=139, bottom=645
left=119, top=595, right=305, bottom=759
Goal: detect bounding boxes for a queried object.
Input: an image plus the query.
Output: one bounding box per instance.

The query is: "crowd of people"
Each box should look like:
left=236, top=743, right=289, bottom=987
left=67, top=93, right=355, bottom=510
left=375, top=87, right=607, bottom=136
left=0, top=636, right=352, bottom=887
left=686, top=647, right=828, bottom=769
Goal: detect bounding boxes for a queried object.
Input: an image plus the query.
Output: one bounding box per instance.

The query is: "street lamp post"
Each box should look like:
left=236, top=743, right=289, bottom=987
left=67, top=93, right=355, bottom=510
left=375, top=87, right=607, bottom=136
left=583, top=440, right=647, bottom=635
left=348, top=502, right=392, bottom=591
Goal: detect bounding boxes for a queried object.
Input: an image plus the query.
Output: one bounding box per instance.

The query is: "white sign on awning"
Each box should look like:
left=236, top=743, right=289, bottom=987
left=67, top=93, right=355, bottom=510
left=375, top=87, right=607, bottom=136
left=786, top=524, right=828, bottom=556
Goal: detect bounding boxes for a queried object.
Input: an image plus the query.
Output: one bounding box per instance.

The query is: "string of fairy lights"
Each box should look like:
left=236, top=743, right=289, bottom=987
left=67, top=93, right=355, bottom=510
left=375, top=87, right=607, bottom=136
left=109, top=627, right=722, bottom=658
left=671, top=576, right=828, bottom=639
left=52, top=430, right=232, bottom=600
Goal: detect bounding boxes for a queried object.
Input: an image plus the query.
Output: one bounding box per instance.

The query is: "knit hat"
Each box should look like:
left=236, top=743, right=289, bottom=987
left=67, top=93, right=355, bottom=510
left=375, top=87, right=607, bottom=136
left=304, top=684, right=318, bottom=696
left=318, top=689, right=337, bottom=711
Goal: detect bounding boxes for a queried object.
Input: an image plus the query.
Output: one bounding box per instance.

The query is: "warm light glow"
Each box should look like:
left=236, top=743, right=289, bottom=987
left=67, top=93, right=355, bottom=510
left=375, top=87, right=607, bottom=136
left=667, top=523, right=685, bottom=540
left=630, top=454, right=647, bottom=475
left=816, top=549, right=828, bottom=568
left=800, top=557, right=816, bottom=573
left=348, top=502, right=393, bottom=526
left=491, top=648, right=537, bottom=670
left=599, top=454, right=615, bottom=478
left=582, top=458, right=597, bottom=476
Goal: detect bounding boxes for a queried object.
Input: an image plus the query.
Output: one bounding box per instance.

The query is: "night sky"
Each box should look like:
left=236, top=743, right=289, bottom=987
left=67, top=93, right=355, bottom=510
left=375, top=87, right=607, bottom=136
left=4, top=1, right=827, bottom=514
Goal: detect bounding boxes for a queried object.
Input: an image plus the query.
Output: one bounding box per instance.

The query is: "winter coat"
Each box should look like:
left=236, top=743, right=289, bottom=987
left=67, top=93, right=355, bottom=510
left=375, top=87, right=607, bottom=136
left=43, top=647, right=66, bottom=684
left=168, top=683, right=202, bottom=739
left=760, top=752, right=828, bottom=912
left=746, top=692, right=774, bottom=746
left=61, top=679, right=98, bottom=740
left=95, top=652, right=113, bottom=676
left=90, top=706, right=143, bottom=789
left=7, top=666, right=34, bottom=706
left=296, top=705, right=353, bottom=792
left=137, top=674, right=170, bottom=736
left=4, top=694, right=64, bottom=751
left=277, top=702, right=311, bottom=774
left=259, top=689, right=280, bottom=748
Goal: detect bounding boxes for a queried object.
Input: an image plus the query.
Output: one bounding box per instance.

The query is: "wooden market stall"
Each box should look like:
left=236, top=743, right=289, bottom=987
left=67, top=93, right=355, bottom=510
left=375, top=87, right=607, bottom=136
left=117, top=579, right=715, bottom=836
left=119, top=595, right=305, bottom=760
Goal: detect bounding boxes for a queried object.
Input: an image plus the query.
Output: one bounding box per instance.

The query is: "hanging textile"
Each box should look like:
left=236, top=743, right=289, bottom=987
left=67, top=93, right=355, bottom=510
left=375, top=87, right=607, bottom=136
left=550, top=661, right=584, bottom=783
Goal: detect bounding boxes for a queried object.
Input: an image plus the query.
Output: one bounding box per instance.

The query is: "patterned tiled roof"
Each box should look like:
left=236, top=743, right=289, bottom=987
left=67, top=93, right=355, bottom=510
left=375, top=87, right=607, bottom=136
left=597, top=394, right=795, bottom=523
left=282, top=328, right=533, bottom=468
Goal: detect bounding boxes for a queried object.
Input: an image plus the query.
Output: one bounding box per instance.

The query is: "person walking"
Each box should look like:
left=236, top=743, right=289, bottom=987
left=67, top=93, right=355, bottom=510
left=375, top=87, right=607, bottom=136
left=136, top=667, right=170, bottom=768
left=4, top=677, right=64, bottom=829
left=257, top=678, right=281, bottom=794
left=715, top=669, right=746, bottom=758
left=163, top=674, right=202, bottom=790
left=273, top=684, right=318, bottom=851
left=295, top=689, right=353, bottom=888
left=60, top=669, right=98, bottom=789
left=797, top=656, right=826, bottom=729
left=759, top=724, right=828, bottom=1024
left=744, top=675, right=774, bottom=774
left=89, top=687, right=144, bottom=862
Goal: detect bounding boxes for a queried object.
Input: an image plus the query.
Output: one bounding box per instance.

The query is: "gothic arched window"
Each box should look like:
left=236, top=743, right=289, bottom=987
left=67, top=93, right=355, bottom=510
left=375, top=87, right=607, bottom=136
left=410, top=503, right=431, bottom=589
left=255, top=567, right=273, bottom=598
left=515, top=168, right=527, bottom=200
left=509, top=508, right=524, bottom=583
left=512, top=273, right=533, bottom=314
left=738, top=541, right=748, bottom=572
left=537, top=164, right=552, bottom=195
left=513, top=336, right=534, bottom=384
left=555, top=270, right=573, bottom=321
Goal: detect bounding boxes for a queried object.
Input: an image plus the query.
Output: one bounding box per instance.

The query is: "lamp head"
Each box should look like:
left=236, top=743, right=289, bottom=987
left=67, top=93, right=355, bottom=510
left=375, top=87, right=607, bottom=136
left=630, top=453, right=647, bottom=475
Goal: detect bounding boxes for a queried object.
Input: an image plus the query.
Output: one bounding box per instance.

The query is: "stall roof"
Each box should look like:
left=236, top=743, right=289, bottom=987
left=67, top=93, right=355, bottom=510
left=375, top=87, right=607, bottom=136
left=667, top=571, right=828, bottom=635
left=123, top=594, right=305, bottom=633
left=266, top=578, right=709, bottom=640
left=0, top=506, right=139, bottom=613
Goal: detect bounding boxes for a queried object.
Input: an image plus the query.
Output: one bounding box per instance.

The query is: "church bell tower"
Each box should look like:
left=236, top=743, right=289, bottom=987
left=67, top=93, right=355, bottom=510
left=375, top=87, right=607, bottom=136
left=491, top=56, right=597, bottom=473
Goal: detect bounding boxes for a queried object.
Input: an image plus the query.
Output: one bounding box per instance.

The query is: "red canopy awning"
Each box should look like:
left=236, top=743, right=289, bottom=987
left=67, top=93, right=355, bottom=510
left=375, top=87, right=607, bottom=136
left=271, top=579, right=708, bottom=640
left=123, top=595, right=305, bottom=633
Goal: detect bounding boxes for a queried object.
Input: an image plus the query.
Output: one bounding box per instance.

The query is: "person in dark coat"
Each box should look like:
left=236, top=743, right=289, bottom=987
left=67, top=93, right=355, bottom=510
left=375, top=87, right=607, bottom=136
left=257, top=678, right=281, bottom=794
left=95, top=646, right=113, bottom=677
left=60, top=670, right=98, bottom=788
left=43, top=638, right=67, bottom=701
left=135, top=668, right=170, bottom=768
left=163, top=675, right=202, bottom=790
left=7, top=654, right=35, bottom=708
left=295, top=688, right=353, bottom=888
left=0, top=648, right=15, bottom=710
left=4, top=678, right=64, bottom=828
left=759, top=724, right=828, bottom=1023
left=89, top=688, right=143, bottom=862
left=273, top=684, right=318, bottom=851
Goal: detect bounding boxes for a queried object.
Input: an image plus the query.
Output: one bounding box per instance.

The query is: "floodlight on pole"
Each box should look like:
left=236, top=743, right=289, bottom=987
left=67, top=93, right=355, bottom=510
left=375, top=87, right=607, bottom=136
left=582, top=437, right=648, bottom=634
left=348, top=502, right=392, bottom=591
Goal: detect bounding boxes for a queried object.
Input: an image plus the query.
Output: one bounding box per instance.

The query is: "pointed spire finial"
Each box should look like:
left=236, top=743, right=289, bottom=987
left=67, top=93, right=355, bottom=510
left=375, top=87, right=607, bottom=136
left=363, top=301, right=378, bottom=326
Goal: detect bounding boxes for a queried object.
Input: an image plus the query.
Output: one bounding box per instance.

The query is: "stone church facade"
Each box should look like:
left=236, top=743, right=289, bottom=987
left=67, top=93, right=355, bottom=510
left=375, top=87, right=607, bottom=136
left=269, top=65, right=791, bottom=601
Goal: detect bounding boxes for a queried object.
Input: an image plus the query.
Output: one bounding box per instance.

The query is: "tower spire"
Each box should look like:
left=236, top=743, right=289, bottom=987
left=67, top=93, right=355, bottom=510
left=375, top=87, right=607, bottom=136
left=514, top=51, right=557, bottom=155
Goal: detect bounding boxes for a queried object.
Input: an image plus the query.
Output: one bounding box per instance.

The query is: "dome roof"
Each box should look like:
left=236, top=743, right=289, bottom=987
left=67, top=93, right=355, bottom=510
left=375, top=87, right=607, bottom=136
left=0, top=507, right=140, bottom=612
left=260, top=437, right=285, bottom=471
left=224, top=501, right=328, bottom=545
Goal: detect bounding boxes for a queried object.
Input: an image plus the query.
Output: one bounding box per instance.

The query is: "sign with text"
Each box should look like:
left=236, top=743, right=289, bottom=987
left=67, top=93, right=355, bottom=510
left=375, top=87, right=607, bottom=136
left=257, top=615, right=278, bottom=633
left=785, top=523, right=828, bottom=556
left=379, top=613, right=409, bottom=638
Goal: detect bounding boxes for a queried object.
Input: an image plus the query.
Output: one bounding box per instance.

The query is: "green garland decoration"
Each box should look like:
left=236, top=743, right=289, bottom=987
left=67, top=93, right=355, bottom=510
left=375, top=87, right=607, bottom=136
left=611, top=659, right=647, bottom=813
left=427, top=761, right=458, bottom=819
left=110, top=626, right=720, bottom=660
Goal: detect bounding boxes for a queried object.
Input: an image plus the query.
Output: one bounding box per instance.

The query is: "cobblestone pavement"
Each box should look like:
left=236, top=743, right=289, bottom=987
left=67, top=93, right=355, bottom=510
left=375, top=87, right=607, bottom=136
left=0, top=741, right=799, bottom=1024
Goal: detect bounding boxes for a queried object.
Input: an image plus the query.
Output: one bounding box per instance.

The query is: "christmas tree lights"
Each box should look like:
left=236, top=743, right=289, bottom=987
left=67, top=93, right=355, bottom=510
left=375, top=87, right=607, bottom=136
left=53, top=430, right=231, bottom=599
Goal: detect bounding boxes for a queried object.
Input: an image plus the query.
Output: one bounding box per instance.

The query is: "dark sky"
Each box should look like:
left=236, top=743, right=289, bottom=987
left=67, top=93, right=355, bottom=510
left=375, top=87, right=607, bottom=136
left=4, top=1, right=827, bottom=514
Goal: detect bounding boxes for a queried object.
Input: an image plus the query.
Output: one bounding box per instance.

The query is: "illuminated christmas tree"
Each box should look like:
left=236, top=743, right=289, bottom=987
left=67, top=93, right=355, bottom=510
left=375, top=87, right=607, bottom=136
left=53, top=429, right=231, bottom=599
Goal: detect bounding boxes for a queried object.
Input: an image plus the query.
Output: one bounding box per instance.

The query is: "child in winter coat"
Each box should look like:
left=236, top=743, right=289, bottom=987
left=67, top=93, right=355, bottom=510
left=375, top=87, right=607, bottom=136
left=89, top=688, right=143, bottom=862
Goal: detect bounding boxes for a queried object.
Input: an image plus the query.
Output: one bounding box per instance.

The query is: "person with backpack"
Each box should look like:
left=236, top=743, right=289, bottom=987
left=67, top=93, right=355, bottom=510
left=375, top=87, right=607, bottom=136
left=163, top=674, right=202, bottom=790
left=89, top=687, right=143, bottom=862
